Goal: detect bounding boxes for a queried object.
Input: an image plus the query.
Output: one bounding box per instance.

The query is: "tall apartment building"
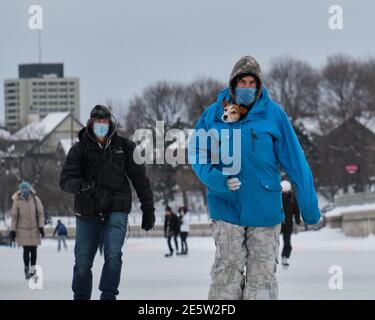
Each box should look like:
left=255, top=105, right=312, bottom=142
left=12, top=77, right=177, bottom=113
left=4, top=63, right=80, bottom=132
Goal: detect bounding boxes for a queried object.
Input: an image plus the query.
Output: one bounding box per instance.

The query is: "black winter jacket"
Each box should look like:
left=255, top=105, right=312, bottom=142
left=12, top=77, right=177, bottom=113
left=281, top=192, right=301, bottom=233
left=164, top=214, right=181, bottom=236
left=59, top=127, right=154, bottom=218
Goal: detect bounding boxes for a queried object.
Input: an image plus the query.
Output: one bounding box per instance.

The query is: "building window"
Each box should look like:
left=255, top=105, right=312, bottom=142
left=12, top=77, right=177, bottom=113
left=5, top=83, right=16, bottom=87
left=69, top=81, right=75, bottom=85
left=59, top=88, right=68, bottom=92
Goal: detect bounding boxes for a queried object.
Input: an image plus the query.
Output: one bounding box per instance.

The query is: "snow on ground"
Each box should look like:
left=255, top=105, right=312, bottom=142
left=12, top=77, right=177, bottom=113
left=1, top=227, right=375, bottom=300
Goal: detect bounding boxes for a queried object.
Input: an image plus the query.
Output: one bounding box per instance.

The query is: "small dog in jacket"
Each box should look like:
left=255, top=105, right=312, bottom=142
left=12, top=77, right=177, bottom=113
left=221, top=101, right=249, bottom=123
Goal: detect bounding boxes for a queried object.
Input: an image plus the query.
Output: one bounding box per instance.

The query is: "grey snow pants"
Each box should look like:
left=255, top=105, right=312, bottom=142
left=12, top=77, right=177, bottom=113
left=208, top=220, right=281, bottom=300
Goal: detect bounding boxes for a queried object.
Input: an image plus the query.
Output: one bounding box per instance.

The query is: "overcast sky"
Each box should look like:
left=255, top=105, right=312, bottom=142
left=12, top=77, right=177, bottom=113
left=1, top=0, right=375, bottom=125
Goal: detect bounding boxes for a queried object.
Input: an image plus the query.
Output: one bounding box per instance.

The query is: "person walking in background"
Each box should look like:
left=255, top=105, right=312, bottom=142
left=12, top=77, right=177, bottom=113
left=178, top=206, right=190, bottom=255
left=164, top=206, right=181, bottom=257
left=53, top=219, right=68, bottom=252
left=280, top=180, right=301, bottom=267
left=60, top=105, right=155, bottom=300
left=10, top=181, right=45, bottom=280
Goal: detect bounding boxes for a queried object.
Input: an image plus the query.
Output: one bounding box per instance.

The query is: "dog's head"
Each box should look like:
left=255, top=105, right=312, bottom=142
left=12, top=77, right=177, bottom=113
left=222, top=101, right=249, bottom=123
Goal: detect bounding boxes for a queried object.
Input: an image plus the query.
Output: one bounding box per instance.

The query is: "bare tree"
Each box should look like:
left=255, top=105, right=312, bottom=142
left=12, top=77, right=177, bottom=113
left=122, top=81, right=188, bottom=205
left=320, top=54, right=364, bottom=125
left=358, top=56, right=375, bottom=117
left=185, top=77, right=224, bottom=125
left=267, top=56, right=320, bottom=121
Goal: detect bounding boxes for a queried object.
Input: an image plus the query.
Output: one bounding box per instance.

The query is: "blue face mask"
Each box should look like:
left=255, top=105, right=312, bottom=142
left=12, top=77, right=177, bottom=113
left=235, top=87, right=257, bottom=106
left=93, top=123, right=110, bottom=138
left=20, top=190, right=30, bottom=199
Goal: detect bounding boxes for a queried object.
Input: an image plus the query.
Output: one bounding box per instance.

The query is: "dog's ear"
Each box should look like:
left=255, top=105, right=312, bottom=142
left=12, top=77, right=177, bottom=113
left=222, top=100, right=230, bottom=108
left=239, top=106, right=249, bottom=115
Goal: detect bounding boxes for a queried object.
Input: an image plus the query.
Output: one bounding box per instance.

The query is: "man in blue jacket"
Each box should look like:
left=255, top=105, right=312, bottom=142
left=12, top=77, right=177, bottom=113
left=53, top=219, right=68, bottom=252
left=188, top=55, right=320, bottom=300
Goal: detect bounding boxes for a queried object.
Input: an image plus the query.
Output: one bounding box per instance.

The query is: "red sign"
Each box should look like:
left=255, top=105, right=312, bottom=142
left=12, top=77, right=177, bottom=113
left=345, top=164, right=359, bottom=174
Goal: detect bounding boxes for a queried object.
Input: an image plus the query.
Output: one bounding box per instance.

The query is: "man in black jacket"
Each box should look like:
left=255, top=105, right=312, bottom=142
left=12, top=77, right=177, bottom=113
left=60, top=105, right=155, bottom=300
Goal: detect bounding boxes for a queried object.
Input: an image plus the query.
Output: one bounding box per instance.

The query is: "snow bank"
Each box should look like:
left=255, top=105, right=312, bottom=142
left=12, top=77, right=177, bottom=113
left=325, top=202, right=375, bottom=218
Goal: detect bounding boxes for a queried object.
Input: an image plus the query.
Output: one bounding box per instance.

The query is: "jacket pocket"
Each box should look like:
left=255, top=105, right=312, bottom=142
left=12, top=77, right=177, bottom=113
left=75, top=194, right=96, bottom=216
left=110, top=193, right=132, bottom=213
left=259, top=179, right=282, bottom=192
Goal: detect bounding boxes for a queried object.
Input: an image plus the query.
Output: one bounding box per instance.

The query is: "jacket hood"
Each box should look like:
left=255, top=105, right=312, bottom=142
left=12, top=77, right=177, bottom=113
left=229, top=55, right=263, bottom=101
left=12, top=188, right=36, bottom=201
left=79, top=116, right=118, bottom=144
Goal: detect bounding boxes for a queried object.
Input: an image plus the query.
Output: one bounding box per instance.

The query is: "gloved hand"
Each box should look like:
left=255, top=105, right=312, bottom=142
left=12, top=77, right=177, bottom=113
left=227, top=177, right=241, bottom=191
left=141, top=208, right=156, bottom=231
left=80, top=180, right=96, bottom=197
left=10, top=231, right=16, bottom=241
left=39, top=227, right=45, bottom=238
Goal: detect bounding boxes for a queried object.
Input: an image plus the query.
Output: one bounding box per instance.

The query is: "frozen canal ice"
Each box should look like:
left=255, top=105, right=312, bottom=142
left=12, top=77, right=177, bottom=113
left=1, top=227, right=375, bottom=300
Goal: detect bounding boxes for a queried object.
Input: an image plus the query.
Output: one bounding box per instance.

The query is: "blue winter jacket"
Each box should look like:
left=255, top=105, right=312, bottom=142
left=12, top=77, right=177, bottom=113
left=188, top=86, right=320, bottom=227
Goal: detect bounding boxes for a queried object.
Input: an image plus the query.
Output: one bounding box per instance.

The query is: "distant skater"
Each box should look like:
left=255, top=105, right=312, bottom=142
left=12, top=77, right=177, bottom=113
left=164, top=206, right=181, bottom=257
left=178, top=206, right=190, bottom=255
left=53, top=219, right=68, bottom=252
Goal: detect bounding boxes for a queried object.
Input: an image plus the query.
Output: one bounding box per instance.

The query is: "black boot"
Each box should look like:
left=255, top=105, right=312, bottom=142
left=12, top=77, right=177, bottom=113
left=164, top=250, right=173, bottom=257
left=24, top=267, right=31, bottom=280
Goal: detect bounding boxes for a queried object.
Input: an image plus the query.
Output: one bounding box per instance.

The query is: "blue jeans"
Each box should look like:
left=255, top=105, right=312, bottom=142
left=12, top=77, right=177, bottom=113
left=72, top=212, right=128, bottom=300
left=57, top=235, right=67, bottom=251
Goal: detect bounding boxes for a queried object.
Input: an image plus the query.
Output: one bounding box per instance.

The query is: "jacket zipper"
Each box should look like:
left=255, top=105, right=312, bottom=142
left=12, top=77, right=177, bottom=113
left=96, top=143, right=107, bottom=218
left=251, top=129, right=257, bottom=152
